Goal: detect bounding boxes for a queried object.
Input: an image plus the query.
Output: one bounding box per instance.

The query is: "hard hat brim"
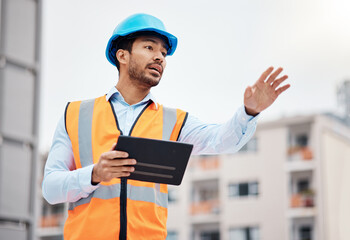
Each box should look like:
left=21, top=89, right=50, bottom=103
left=105, top=28, right=177, bottom=67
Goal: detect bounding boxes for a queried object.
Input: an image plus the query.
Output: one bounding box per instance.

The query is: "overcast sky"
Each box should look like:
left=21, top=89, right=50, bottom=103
left=39, top=0, right=350, bottom=151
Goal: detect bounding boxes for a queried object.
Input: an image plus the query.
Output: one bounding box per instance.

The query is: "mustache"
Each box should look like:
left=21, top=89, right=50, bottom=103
left=146, top=62, right=163, bottom=73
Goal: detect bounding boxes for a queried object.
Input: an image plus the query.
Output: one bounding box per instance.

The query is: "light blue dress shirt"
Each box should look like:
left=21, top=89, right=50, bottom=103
left=42, top=87, right=258, bottom=204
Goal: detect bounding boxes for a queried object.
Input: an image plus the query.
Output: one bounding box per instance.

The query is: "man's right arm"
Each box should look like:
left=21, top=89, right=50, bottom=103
left=42, top=115, right=99, bottom=204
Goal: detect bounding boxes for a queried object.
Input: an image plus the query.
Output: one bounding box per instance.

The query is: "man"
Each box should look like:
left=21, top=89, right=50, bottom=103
left=42, top=13, right=290, bottom=240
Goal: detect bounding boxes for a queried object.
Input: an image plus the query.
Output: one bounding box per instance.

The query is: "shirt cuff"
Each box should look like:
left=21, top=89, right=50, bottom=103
left=78, top=164, right=100, bottom=194
left=238, top=105, right=259, bottom=126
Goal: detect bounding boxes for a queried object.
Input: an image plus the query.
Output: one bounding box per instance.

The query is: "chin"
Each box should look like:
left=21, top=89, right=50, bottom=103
left=139, top=77, right=161, bottom=88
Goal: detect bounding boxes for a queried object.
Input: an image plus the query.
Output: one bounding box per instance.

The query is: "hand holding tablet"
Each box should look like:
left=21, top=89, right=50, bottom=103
left=114, top=136, right=193, bottom=185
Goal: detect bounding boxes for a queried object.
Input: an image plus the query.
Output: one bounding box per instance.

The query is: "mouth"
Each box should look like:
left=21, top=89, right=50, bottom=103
left=147, top=64, right=163, bottom=75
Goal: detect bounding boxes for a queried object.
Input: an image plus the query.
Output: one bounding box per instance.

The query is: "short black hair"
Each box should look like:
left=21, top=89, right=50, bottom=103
left=113, top=31, right=170, bottom=71
left=113, top=37, right=136, bottom=71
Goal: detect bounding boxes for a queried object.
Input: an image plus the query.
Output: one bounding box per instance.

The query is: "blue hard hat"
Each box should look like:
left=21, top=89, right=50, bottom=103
left=106, top=13, right=178, bottom=67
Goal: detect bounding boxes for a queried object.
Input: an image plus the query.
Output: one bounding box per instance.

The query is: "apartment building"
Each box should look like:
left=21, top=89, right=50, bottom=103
left=167, top=113, right=350, bottom=240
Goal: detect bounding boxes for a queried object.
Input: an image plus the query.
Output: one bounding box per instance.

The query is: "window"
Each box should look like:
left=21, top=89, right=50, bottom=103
left=239, top=137, right=258, bottom=152
left=166, top=231, right=178, bottom=240
left=299, top=226, right=312, bottom=240
left=229, top=227, right=259, bottom=240
left=229, top=181, right=259, bottom=198
left=297, top=179, right=310, bottom=193
left=200, top=231, right=220, bottom=240
left=249, top=182, right=259, bottom=196
left=296, top=134, right=308, bottom=147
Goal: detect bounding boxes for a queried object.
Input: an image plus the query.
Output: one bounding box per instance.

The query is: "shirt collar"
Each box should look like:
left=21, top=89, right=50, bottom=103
left=105, top=86, right=158, bottom=109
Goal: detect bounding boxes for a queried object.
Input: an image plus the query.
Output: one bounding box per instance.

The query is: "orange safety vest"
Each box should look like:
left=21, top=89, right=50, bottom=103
left=64, top=95, right=188, bottom=240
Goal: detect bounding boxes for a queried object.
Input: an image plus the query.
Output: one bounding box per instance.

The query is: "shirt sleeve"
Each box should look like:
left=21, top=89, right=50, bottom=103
left=42, top=115, right=99, bottom=204
left=178, top=105, right=258, bottom=155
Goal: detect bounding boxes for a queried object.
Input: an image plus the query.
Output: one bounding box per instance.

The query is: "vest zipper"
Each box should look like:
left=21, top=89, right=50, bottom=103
left=109, top=100, right=153, bottom=240
left=119, top=177, right=127, bottom=240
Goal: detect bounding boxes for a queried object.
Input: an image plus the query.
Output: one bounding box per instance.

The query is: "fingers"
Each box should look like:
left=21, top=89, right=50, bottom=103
left=276, top=84, right=291, bottom=95
left=266, top=67, right=283, bottom=84
left=258, top=66, right=274, bottom=83
left=109, top=166, right=135, bottom=174
left=101, top=149, right=129, bottom=160
left=271, top=75, right=288, bottom=89
left=94, top=156, right=137, bottom=182
left=109, top=158, right=137, bottom=167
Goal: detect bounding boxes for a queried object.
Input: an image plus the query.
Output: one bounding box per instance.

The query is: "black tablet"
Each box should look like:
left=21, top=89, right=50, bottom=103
left=114, top=135, right=193, bottom=185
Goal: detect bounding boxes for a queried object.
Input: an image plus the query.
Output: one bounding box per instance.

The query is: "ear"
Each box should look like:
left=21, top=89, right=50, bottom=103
left=116, top=49, right=129, bottom=65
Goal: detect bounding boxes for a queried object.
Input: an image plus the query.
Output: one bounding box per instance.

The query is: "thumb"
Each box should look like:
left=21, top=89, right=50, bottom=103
left=109, top=142, right=117, bottom=151
left=244, top=86, right=253, bottom=99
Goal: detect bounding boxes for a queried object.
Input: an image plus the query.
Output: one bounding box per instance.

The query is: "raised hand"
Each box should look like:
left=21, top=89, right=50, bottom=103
left=244, top=66, right=290, bottom=116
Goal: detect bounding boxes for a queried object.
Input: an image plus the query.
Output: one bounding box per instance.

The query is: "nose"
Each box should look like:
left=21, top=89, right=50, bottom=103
left=153, top=51, right=165, bottom=63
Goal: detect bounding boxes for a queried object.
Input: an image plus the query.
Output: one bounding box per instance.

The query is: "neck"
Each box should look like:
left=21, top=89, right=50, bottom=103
left=116, top=75, right=150, bottom=105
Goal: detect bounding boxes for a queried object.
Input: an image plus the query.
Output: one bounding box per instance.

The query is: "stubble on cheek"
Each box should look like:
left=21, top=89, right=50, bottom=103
left=128, top=59, right=161, bottom=87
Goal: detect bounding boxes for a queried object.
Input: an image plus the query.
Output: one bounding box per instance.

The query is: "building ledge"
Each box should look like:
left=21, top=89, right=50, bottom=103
left=36, top=227, right=63, bottom=237
left=190, top=214, right=220, bottom=224
left=285, top=160, right=315, bottom=172
left=286, top=207, right=316, bottom=218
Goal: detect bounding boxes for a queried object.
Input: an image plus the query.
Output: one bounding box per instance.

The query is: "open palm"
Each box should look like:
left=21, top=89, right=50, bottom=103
left=244, top=67, right=290, bottom=116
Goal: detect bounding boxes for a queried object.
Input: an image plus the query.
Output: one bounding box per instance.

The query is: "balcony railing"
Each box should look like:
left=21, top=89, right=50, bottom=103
left=190, top=199, right=220, bottom=215
left=190, top=156, right=220, bottom=171
left=290, top=191, right=315, bottom=208
left=287, top=146, right=313, bottom=161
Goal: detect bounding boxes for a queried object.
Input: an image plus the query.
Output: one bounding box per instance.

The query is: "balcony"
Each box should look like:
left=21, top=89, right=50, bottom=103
left=286, top=146, right=315, bottom=172
left=288, top=146, right=313, bottom=161
left=191, top=199, right=220, bottom=215
left=290, top=191, right=315, bottom=208
left=189, top=156, right=220, bottom=180
left=288, top=190, right=316, bottom=218
left=190, top=199, right=220, bottom=224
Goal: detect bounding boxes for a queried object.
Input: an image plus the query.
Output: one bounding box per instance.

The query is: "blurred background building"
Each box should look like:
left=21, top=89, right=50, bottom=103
left=167, top=113, right=350, bottom=240
left=0, top=0, right=42, bottom=239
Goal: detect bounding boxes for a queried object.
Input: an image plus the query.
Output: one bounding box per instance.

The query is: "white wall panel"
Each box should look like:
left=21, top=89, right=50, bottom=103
left=0, top=141, right=31, bottom=217
left=1, top=65, right=35, bottom=138
left=3, top=0, right=37, bottom=65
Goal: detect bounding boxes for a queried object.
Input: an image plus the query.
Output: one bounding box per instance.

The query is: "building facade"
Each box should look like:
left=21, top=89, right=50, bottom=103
left=0, top=0, right=42, bottom=239
left=167, top=114, right=350, bottom=240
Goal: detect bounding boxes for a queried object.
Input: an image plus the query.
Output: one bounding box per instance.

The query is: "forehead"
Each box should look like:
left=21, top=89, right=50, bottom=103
left=134, top=36, right=168, bottom=50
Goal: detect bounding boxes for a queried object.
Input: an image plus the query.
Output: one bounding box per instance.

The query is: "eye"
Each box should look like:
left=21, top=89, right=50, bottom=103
left=145, top=45, right=153, bottom=50
left=162, top=51, right=167, bottom=57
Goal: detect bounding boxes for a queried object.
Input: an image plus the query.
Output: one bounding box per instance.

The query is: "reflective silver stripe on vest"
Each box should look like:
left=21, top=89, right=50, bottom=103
left=69, top=183, right=167, bottom=210
left=127, top=184, right=168, bottom=208
left=78, top=99, right=95, bottom=167
left=69, top=184, right=121, bottom=210
left=162, top=107, right=177, bottom=141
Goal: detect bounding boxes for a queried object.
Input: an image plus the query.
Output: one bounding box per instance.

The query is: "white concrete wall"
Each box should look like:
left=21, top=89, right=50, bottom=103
left=322, top=130, right=350, bottom=240
left=220, top=127, right=288, bottom=240
left=167, top=171, right=192, bottom=239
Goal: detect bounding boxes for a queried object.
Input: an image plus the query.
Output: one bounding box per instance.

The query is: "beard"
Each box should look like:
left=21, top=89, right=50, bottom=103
left=128, top=56, right=162, bottom=88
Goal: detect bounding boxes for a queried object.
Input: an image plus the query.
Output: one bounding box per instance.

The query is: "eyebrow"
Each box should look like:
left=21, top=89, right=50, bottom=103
left=142, top=38, right=168, bottom=51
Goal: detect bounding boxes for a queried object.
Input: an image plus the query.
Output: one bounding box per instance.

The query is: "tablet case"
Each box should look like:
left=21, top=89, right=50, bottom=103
left=115, top=136, right=193, bottom=185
